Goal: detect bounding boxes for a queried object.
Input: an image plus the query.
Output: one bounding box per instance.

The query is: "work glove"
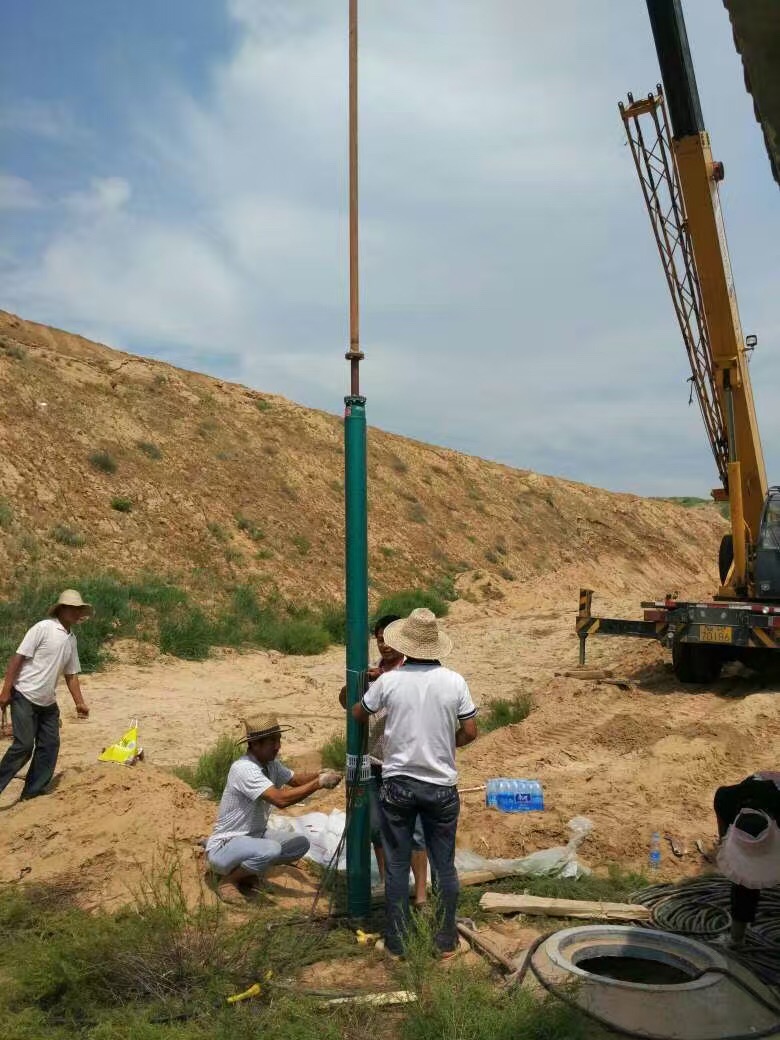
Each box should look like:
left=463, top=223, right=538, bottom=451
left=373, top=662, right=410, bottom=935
left=319, top=770, right=342, bottom=790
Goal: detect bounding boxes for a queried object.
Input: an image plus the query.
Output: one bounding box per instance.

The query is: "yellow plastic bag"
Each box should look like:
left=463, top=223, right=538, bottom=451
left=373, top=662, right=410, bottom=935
left=98, top=719, right=143, bottom=765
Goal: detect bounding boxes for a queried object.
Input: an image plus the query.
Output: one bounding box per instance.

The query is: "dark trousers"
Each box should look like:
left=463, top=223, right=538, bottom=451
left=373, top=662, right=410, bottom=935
left=714, top=776, right=780, bottom=924
left=0, top=690, right=60, bottom=799
left=379, top=775, right=460, bottom=955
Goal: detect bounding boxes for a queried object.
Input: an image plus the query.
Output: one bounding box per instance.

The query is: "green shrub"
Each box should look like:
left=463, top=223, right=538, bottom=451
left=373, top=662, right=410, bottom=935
left=173, top=735, right=242, bottom=797
left=51, top=525, right=86, bottom=547
left=89, top=450, right=117, bottom=474
left=224, top=546, right=242, bottom=563
left=0, top=498, right=13, bottom=529
left=479, top=693, right=533, bottom=733
left=292, top=535, right=311, bottom=555
left=255, top=548, right=274, bottom=560
left=255, top=398, right=272, bottom=412
left=1, top=342, right=26, bottom=360
left=136, top=440, right=162, bottom=460
left=374, top=587, right=451, bottom=620
left=158, top=607, right=216, bottom=660
left=111, top=496, right=132, bottom=513
left=484, top=549, right=500, bottom=564
left=379, top=545, right=396, bottom=558
left=319, top=732, right=346, bottom=771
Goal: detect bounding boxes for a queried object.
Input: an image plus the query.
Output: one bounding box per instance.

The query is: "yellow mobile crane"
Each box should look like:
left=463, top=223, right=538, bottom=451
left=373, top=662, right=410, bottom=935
left=577, top=0, right=780, bottom=683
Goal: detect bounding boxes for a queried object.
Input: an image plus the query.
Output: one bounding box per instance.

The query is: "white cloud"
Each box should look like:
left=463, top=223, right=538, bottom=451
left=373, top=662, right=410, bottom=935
left=1, top=0, right=778, bottom=496
left=0, top=173, right=41, bottom=210
left=64, top=177, right=132, bottom=216
left=0, top=98, right=85, bottom=142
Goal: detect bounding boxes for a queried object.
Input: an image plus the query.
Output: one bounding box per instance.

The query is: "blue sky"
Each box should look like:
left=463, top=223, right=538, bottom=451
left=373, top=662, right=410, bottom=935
left=2, top=0, right=778, bottom=497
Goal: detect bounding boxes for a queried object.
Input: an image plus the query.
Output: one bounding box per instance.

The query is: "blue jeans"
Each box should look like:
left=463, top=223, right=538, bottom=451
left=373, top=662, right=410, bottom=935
left=370, top=770, right=425, bottom=851
left=0, top=690, right=60, bottom=799
left=207, top=830, right=310, bottom=877
left=379, top=775, right=460, bottom=955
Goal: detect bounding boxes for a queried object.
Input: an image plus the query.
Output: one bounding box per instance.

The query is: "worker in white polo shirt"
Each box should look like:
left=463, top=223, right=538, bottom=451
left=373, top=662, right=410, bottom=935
left=0, top=589, right=91, bottom=800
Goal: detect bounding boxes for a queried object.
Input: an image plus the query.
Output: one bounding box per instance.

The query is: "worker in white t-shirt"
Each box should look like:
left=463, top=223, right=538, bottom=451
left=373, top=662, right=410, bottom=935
left=0, top=589, right=91, bottom=800
left=206, top=714, right=342, bottom=905
left=353, top=608, right=478, bottom=958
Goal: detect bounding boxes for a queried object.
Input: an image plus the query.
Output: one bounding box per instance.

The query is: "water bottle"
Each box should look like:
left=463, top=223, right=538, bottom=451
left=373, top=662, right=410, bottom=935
left=518, top=781, right=531, bottom=810
left=485, top=779, right=496, bottom=808
left=497, top=779, right=511, bottom=812
left=532, top=781, right=545, bottom=812
left=649, top=832, right=661, bottom=871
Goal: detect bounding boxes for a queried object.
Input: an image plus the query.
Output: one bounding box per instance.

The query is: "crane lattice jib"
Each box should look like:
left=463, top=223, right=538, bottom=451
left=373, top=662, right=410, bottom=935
left=619, top=88, right=729, bottom=490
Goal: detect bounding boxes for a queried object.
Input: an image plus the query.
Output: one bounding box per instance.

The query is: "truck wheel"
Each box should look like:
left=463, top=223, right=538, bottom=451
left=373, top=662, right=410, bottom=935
left=718, top=534, right=733, bottom=584
left=672, top=641, right=723, bottom=684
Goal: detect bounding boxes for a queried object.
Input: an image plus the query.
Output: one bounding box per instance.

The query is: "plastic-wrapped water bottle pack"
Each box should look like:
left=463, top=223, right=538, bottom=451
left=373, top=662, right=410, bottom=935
left=485, top=778, right=544, bottom=813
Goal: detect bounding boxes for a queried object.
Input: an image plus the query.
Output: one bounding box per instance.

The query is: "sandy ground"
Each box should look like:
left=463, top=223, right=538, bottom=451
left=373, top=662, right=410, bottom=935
left=0, top=561, right=778, bottom=908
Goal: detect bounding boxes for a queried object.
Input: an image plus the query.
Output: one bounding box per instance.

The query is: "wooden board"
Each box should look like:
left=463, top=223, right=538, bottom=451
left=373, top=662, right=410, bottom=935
left=478, top=892, right=652, bottom=921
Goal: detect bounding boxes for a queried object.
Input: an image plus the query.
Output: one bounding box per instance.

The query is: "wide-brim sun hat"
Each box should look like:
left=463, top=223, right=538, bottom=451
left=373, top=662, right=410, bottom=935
left=49, top=589, right=93, bottom=616
left=236, top=713, right=293, bottom=745
left=383, top=608, right=453, bottom=661
left=716, top=808, right=780, bottom=890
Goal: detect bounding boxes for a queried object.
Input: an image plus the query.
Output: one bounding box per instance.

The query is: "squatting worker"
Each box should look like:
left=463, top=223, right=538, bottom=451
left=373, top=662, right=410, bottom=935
left=339, top=615, right=429, bottom=907
left=714, top=771, right=780, bottom=946
left=353, top=608, right=478, bottom=957
left=0, top=589, right=91, bottom=800
left=206, top=714, right=342, bottom=904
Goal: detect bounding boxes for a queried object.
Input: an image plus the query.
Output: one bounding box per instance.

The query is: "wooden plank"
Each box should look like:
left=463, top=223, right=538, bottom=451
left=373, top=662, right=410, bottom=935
left=456, top=923, right=519, bottom=973
left=478, top=892, right=652, bottom=921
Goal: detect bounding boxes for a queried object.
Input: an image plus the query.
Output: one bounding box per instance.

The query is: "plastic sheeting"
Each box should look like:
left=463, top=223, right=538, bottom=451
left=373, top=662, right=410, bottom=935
left=274, top=811, right=592, bottom=881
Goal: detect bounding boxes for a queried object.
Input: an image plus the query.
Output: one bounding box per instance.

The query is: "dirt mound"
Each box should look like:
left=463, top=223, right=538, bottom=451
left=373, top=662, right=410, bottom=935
left=0, top=764, right=213, bottom=909
left=0, top=309, right=725, bottom=605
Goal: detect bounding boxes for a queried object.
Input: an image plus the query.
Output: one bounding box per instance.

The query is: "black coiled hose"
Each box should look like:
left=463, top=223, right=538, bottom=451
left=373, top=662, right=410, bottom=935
left=631, top=876, right=780, bottom=987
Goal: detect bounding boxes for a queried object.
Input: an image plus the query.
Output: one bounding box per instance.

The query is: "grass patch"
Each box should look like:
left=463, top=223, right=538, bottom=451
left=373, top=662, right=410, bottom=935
left=0, top=498, right=13, bottom=529
left=89, top=450, right=117, bottom=474
left=484, top=549, right=500, bottom=564
left=0, top=340, right=26, bottom=360
left=51, top=525, right=86, bottom=548
left=236, top=515, right=264, bottom=540
left=0, top=578, right=346, bottom=672
left=173, top=735, right=242, bottom=796
left=406, top=502, right=427, bottom=524
left=389, top=453, right=409, bottom=474
left=319, top=731, right=346, bottom=771
left=206, top=521, right=228, bottom=543
left=255, top=397, right=272, bottom=412
left=292, top=535, right=311, bottom=555
left=379, top=545, right=396, bottom=558
left=479, top=693, right=533, bottom=733
left=111, top=496, right=133, bottom=513
left=136, top=440, right=162, bottom=460
left=0, top=868, right=358, bottom=1039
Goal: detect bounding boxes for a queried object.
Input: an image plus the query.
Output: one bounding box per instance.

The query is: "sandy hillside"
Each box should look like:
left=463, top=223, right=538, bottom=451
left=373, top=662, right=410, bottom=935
left=0, top=309, right=726, bottom=605
left=1, top=310, right=772, bottom=911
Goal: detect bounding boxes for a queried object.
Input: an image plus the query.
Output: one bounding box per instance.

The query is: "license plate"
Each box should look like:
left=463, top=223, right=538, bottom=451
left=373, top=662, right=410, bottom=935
left=700, top=625, right=733, bottom=644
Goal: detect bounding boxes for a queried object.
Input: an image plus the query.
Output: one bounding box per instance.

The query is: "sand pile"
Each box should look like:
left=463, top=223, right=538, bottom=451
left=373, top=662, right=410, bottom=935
left=0, top=764, right=214, bottom=909
left=456, top=666, right=780, bottom=874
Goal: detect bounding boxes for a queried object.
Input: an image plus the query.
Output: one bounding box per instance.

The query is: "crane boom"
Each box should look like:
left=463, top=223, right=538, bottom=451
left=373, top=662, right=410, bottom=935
left=620, top=88, right=729, bottom=490
left=637, top=0, right=767, bottom=593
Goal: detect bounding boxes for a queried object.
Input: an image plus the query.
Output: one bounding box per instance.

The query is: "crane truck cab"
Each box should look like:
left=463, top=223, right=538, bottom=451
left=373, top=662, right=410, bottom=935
left=755, top=488, right=780, bottom=600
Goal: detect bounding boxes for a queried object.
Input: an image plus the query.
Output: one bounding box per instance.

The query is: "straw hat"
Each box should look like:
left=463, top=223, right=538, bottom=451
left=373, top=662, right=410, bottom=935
left=716, top=809, right=780, bottom=890
left=383, top=608, right=452, bottom=661
left=236, top=713, right=292, bottom=745
left=49, top=589, right=92, bottom=616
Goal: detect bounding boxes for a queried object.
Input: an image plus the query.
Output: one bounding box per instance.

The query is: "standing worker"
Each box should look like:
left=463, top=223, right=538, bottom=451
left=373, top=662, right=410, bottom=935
left=0, top=589, right=91, bottom=800
left=353, top=608, right=478, bottom=958
left=206, top=714, right=342, bottom=904
left=715, top=771, right=780, bottom=946
left=339, top=614, right=429, bottom=907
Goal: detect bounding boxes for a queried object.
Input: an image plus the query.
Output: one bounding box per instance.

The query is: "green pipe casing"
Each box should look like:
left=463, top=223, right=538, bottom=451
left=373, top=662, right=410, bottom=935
left=344, top=395, right=371, bottom=919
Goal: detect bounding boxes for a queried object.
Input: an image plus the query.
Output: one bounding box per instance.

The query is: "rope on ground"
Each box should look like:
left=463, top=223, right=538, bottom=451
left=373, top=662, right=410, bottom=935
left=630, top=876, right=780, bottom=987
